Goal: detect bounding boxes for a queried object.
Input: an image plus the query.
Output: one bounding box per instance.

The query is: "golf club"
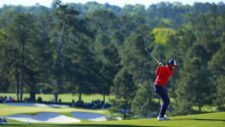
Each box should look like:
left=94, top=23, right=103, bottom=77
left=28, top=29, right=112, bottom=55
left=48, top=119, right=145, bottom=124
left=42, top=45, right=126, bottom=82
left=145, top=48, right=163, bottom=66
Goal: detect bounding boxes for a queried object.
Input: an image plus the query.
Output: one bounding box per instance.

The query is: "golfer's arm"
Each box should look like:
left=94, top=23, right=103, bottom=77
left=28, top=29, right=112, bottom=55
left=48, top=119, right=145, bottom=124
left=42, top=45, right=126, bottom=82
left=155, top=66, right=162, bottom=75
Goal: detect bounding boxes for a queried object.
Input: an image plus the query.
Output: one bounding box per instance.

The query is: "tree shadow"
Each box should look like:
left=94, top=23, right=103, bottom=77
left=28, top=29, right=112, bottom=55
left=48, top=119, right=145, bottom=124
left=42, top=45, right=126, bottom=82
left=193, top=119, right=225, bottom=122
left=4, top=124, right=166, bottom=127
left=171, top=118, right=225, bottom=122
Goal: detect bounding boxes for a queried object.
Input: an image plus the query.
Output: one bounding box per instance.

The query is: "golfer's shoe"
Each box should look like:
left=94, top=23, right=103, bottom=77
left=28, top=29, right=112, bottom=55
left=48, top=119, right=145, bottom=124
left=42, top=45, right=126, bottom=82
left=157, top=116, right=170, bottom=121
left=164, top=115, right=169, bottom=120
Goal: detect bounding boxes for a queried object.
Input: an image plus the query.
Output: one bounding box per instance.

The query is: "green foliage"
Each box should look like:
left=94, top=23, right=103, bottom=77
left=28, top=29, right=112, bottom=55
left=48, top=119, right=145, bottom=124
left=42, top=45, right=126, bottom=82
left=112, top=67, right=136, bottom=101
left=208, top=43, right=225, bottom=111
left=214, top=76, right=225, bottom=111
left=0, top=1, right=225, bottom=116
left=131, top=82, right=158, bottom=118
left=121, top=34, right=153, bottom=85
left=158, top=18, right=171, bottom=27
left=152, top=27, right=176, bottom=45
left=208, top=43, right=225, bottom=75
left=110, top=67, right=137, bottom=119
left=95, top=32, right=111, bottom=55
left=174, top=45, right=215, bottom=115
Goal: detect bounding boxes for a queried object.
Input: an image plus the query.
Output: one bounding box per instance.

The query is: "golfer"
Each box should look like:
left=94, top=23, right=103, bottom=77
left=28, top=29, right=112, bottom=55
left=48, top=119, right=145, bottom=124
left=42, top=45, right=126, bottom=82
left=153, top=59, right=178, bottom=120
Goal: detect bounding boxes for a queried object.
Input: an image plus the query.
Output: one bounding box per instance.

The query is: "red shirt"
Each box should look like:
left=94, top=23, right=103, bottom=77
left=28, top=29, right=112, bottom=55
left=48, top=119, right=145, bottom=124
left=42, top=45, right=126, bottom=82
left=154, top=65, right=174, bottom=87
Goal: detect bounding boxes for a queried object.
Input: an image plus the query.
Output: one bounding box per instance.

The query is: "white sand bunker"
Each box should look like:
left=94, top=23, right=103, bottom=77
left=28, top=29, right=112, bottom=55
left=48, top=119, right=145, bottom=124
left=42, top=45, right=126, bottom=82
left=5, top=103, right=69, bottom=108
left=71, top=112, right=121, bottom=121
left=6, top=112, right=80, bottom=123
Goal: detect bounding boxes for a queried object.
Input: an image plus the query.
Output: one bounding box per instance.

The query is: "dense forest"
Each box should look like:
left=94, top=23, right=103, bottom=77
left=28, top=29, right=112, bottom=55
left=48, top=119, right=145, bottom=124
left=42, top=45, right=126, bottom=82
left=0, top=0, right=225, bottom=117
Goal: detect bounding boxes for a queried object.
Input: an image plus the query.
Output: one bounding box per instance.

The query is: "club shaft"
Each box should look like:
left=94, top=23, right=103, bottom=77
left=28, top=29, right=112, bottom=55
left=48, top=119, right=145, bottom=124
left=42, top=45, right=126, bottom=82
left=145, top=48, right=160, bottom=64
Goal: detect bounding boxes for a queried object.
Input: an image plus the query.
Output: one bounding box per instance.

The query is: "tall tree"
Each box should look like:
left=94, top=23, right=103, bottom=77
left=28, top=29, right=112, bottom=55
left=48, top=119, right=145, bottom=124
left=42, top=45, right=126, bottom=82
left=110, top=67, right=137, bottom=119
left=121, top=34, right=149, bottom=84
left=208, top=41, right=225, bottom=111
left=131, top=82, right=158, bottom=118
left=24, top=13, right=52, bottom=102
left=86, top=10, right=117, bottom=35
left=0, top=30, right=16, bottom=94
left=7, top=13, right=37, bottom=101
left=51, top=0, right=80, bottom=102
left=87, top=10, right=120, bottom=102
left=96, top=43, right=121, bottom=102
left=174, top=45, right=214, bottom=114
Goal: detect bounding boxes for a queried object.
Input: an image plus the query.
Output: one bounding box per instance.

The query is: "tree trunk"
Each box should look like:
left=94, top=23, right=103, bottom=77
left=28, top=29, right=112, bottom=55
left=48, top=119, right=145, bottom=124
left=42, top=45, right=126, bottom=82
left=20, top=43, right=25, bottom=101
left=54, top=49, right=61, bottom=103
left=29, top=72, right=36, bottom=103
left=103, top=92, right=105, bottom=103
left=79, top=90, right=82, bottom=102
left=54, top=22, right=65, bottom=103
left=14, top=49, right=20, bottom=101
left=30, top=92, right=35, bottom=103
left=54, top=93, right=58, bottom=103
left=123, top=101, right=128, bottom=120
left=123, top=112, right=126, bottom=120
left=123, top=106, right=127, bottom=120
left=15, top=62, right=20, bottom=101
left=198, top=106, right=202, bottom=112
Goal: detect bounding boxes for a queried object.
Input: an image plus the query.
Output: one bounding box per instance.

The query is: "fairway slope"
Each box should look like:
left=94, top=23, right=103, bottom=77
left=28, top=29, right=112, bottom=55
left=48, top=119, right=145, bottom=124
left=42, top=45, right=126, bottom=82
left=1, top=103, right=224, bottom=127
left=100, top=112, right=225, bottom=127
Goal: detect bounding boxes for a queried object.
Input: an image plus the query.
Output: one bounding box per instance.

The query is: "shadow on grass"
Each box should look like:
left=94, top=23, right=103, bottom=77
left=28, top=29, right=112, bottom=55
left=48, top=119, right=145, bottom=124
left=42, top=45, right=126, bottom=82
left=172, top=118, right=225, bottom=122
left=2, top=124, right=166, bottom=127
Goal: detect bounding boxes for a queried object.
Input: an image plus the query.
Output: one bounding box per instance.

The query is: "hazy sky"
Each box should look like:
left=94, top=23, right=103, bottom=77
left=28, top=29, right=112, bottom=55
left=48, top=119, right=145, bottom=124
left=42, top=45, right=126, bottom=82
left=0, top=0, right=223, bottom=8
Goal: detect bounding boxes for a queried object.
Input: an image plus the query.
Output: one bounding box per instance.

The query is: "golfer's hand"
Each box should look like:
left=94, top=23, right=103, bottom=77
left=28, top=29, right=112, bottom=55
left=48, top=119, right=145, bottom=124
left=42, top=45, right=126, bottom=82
left=158, top=62, right=163, bottom=66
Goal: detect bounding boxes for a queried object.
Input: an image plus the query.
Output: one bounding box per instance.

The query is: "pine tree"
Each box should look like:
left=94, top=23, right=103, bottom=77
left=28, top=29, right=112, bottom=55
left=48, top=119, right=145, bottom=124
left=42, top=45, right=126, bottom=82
left=121, top=34, right=151, bottom=85
left=174, top=45, right=214, bottom=115
left=7, top=13, right=37, bottom=101
left=208, top=43, right=225, bottom=111
left=110, top=67, right=137, bottom=119
left=131, top=82, right=158, bottom=118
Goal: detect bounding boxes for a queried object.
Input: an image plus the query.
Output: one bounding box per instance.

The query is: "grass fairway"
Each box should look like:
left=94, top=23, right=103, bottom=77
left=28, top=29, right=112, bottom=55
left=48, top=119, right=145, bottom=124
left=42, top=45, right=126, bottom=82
left=2, top=112, right=225, bottom=127
left=0, top=104, right=109, bottom=116
left=1, top=104, right=225, bottom=127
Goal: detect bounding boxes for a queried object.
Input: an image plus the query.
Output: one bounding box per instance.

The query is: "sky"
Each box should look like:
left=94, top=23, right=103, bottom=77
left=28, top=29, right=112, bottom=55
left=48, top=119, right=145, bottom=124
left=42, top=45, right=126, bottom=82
left=0, top=0, right=224, bottom=8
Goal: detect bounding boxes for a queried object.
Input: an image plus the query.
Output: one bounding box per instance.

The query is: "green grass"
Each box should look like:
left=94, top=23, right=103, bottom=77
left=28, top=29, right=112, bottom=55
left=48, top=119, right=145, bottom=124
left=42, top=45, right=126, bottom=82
left=0, top=104, right=109, bottom=116
left=192, top=105, right=218, bottom=112
left=2, top=112, right=225, bottom=127
left=1, top=93, right=217, bottom=113
left=0, top=93, right=114, bottom=103
left=1, top=104, right=225, bottom=127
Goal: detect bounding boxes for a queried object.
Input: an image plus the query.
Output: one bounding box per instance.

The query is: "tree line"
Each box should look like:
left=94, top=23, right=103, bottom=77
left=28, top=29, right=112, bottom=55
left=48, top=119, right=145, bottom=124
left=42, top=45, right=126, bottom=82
left=0, top=0, right=225, bottom=118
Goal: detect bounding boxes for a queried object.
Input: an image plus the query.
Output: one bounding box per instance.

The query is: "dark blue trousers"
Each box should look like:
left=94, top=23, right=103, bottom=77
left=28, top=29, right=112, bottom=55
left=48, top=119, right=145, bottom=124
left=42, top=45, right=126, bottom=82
left=153, top=84, right=170, bottom=117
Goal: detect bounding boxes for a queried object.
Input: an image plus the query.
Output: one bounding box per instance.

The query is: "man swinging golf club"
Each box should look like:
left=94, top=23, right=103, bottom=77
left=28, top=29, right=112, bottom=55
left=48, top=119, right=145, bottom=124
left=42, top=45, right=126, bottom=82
left=153, top=59, right=178, bottom=120
left=145, top=48, right=178, bottom=121
left=154, top=59, right=178, bottom=120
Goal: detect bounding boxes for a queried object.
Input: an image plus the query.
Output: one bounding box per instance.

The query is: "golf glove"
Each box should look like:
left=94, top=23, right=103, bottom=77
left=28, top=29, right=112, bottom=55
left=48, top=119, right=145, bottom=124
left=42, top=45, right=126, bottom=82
left=159, top=62, right=163, bottom=66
